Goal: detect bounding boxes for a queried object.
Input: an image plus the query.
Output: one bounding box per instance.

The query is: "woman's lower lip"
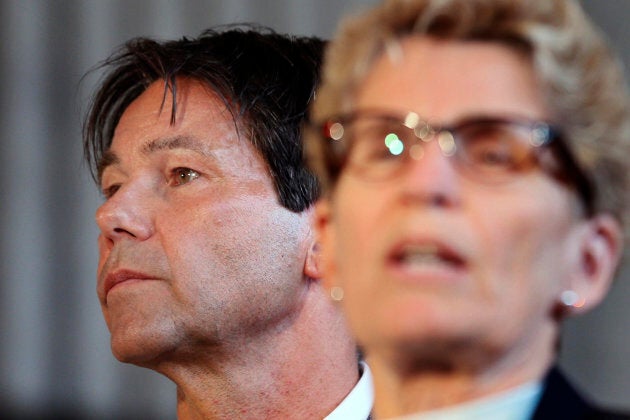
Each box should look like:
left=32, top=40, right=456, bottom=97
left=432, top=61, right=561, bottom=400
left=386, top=259, right=466, bottom=284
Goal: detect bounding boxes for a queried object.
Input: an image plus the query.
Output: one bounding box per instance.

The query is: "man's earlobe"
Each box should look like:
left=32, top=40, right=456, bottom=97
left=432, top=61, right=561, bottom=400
left=304, top=240, right=322, bottom=280
left=309, top=199, right=337, bottom=288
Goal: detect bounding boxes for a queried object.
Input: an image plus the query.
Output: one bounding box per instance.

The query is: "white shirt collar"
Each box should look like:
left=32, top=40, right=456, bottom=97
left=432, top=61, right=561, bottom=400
left=388, top=380, right=543, bottom=420
left=325, top=361, right=374, bottom=420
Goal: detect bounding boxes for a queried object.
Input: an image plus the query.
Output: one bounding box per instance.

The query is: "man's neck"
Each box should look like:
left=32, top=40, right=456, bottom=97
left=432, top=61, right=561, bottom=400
left=157, top=291, right=360, bottom=419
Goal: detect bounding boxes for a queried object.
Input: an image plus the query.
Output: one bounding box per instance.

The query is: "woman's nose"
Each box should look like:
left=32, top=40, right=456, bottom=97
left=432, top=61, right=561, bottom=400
left=398, top=138, right=462, bottom=208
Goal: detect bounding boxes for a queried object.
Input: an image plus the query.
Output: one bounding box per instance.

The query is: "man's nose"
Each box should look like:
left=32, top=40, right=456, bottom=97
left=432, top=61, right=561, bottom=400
left=95, top=181, right=156, bottom=243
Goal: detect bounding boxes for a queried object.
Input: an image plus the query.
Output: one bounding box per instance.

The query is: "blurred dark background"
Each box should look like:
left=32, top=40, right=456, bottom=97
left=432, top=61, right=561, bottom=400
left=1, top=1, right=628, bottom=418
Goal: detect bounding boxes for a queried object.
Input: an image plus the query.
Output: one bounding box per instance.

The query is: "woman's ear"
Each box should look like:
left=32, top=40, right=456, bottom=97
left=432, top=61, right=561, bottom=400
left=564, top=214, right=623, bottom=314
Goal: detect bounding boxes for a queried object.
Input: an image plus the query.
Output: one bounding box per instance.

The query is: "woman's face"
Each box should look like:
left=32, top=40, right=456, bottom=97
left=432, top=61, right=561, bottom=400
left=317, top=36, right=618, bottom=370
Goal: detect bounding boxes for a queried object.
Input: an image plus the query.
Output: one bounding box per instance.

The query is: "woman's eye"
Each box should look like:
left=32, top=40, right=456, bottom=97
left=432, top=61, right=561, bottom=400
left=171, top=167, right=200, bottom=186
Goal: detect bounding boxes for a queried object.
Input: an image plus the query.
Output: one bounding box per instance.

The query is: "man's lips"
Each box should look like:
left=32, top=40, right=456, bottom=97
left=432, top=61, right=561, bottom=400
left=102, top=269, right=156, bottom=301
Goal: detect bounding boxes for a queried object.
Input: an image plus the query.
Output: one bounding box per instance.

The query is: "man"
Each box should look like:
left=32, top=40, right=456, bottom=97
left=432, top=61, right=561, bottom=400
left=306, top=0, right=630, bottom=418
left=83, top=26, right=372, bottom=419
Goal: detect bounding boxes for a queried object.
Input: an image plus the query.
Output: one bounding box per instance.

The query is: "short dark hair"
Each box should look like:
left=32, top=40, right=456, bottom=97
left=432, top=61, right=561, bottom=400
left=83, top=25, right=323, bottom=212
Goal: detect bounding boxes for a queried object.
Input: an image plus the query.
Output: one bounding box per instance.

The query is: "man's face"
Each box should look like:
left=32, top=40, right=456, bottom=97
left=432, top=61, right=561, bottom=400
left=318, top=37, right=591, bottom=368
left=96, top=79, right=312, bottom=365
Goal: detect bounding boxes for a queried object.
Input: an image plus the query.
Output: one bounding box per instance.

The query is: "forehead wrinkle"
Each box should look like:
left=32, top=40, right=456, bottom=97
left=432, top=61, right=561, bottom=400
left=141, top=135, right=219, bottom=158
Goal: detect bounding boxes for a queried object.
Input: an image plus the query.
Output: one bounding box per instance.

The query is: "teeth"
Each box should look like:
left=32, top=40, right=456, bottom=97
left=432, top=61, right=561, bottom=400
left=403, top=253, right=442, bottom=264
left=395, top=243, right=463, bottom=271
left=400, top=244, right=442, bottom=264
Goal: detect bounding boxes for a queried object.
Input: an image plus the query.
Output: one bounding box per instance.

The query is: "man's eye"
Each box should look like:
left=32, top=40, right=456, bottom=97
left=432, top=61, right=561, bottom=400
left=171, top=167, right=200, bottom=186
left=101, top=184, right=121, bottom=199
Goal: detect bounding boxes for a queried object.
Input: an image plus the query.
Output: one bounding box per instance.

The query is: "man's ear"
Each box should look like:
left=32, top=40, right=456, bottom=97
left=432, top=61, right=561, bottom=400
left=304, top=237, right=322, bottom=280
left=305, top=199, right=336, bottom=290
left=565, top=214, right=623, bottom=314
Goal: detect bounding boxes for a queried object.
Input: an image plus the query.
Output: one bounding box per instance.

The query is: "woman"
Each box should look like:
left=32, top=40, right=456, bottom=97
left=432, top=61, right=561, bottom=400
left=306, top=0, right=630, bottom=418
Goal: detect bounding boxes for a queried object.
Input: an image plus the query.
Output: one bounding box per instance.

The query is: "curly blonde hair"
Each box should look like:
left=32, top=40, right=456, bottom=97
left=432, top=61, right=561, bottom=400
left=306, top=0, right=630, bottom=231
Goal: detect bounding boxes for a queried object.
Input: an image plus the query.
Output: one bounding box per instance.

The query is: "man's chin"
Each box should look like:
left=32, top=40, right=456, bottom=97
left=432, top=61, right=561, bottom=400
left=109, top=324, right=179, bottom=368
left=111, top=337, right=160, bottom=366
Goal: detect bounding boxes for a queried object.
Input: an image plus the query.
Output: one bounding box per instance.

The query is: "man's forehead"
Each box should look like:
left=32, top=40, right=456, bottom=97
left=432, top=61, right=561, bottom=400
left=118, top=78, right=232, bottom=126
left=113, top=79, right=239, bottom=146
left=99, top=132, right=239, bottom=176
left=97, top=82, right=245, bottom=181
left=95, top=74, right=271, bottom=188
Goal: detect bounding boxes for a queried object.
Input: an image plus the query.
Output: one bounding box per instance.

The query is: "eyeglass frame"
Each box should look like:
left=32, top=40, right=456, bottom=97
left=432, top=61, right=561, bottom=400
left=310, top=109, right=595, bottom=215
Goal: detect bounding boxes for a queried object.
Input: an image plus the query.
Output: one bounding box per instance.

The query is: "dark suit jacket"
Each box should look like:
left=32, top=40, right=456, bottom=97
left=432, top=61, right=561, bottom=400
left=532, top=368, right=630, bottom=420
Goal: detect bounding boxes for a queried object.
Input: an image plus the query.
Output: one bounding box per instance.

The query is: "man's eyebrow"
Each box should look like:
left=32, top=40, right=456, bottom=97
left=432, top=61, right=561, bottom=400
left=97, top=135, right=217, bottom=183
left=141, top=135, right=216, bottom=157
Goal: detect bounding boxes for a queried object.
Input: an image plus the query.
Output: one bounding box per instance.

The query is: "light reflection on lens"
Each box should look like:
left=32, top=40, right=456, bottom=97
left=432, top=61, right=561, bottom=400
left=387, top=138, right=404, bottom=155
left=438, top=132, right=456, bottom=156
left=329, top=122, right=344, bottom=140
left=414, top=124, right=432, bottom=140
left=385, top=133, right=399, bottom=148
left=530, top=126, right=548, bottom=147
left=404, top=112, right=420, bottom=128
